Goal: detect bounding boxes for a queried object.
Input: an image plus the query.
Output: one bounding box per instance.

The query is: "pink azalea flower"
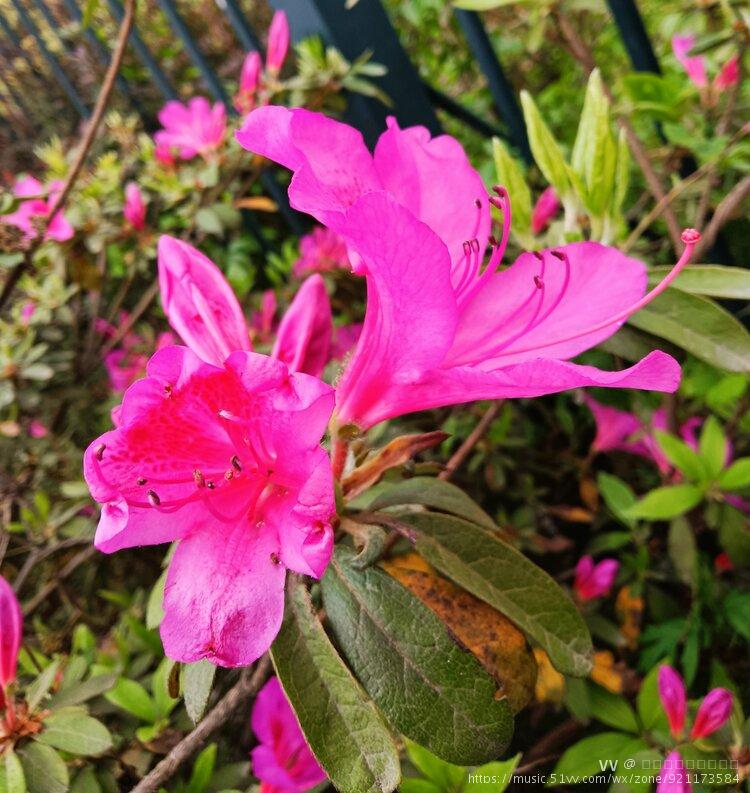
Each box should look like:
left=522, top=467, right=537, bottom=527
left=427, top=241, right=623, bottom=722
left=103, top=349, right=150, bottom=392
left=158, top=236, right=333, bottom=377
left=236, top=51, right=263, bottom=114
left=251, top=290, right=278, bottom=343
left=531, top=186, right=560, bottom=235
left=20, top=301, right=36, bottom=326
left=572, top=555, right=619, bottom=601
left=83, top=346, right=335, bottom=666
left=690, top=687, right=733, bottom=740
left=154, top=98, right=226, bottom=162
left=28, top=420, right=48, bottom=439
left=237, top=108, right=695, bottom=432
left=266, top=11, right=290, bottom=75
left=714, top=55, right=739, bottom=91
left=272, top=275, right=332, bottom=378
left=251, top=676, right=326, bottom=792
left=154, top=139, right=176, bottom=167
left=1, top=176, right=74, bottom=243
left=330, top=323, right=362, bottom=361
left=124, top=182, right=146, bottom=231
left=294, top=226, right=351, bottom=276
left=658, top=665, right=687, bottom=738
left=672, top=35, right=708, bottom=88
left=0, top=575, right=22, bottom=715
left=657, top=751, right=691, bottom=793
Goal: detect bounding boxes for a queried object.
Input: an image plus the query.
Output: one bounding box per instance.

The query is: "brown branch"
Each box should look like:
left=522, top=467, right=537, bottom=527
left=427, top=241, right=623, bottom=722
left=129, top=656, right=271, bottom=793
left=22, top=545, right=97, bottom=615
left=694, top=175, right=750, bottom=260
left=554, top=8, right=683, bottom=251
left=0, top=0, right=137, bottom=311
left=439, top=401, right=501, bottom=481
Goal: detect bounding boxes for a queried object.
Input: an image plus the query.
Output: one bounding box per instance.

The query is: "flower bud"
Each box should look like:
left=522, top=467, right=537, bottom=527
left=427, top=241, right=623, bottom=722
left=658, top=665, right=686, bottom=738
left=690, top=688, right=733, bottom=739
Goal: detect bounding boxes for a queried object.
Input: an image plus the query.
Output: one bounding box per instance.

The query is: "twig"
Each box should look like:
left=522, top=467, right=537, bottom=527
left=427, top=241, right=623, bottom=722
left=100, top=280, right=159, bottom=356
left=694, top=175, right=750, bottom=260
left=22, top=546, right=97, bottom=615
left=554, top=8, right=683, bottom=251
left=439, top=402, right=501, bottom=481
left=130, top=656, right=271, bottom=793
left=13, top=537, right=92, bottom=594
left=0, top=0, right=137, bottom=311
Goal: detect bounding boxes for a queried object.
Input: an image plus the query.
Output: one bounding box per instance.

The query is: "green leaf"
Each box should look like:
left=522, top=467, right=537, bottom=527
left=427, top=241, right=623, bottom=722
left=597, top=473, right=637, bottom=527
left=0, top=752, right=26, bottom=793
left=699, top=416, right=728, bottom=479
left=17, top=744, right=68, bottom=793
left=187, top=744, right=216, bottom=793
left=105, top=678, right=158, bottom=722
left=611, top=126, right=630, bottom=217
left=668, top=518, right=697, bottom=588
left=588, top=684, right=639, bottom=733
left=367, top=476, right=496, bottom=530
left=195, top=207, right=225, bottom=236
left=648, top=265, right=750, bottom=300
left=271, top=574, right=401, bottom=793
left=654, top=431, right=707, bottom=482
left=719, top=458, right=750, bottom=491
left=625, top=484, right=703, bottom=520
left=718, top=504, right=750, bottom=565
left=321, top=548, right=513, bottom=765
left=396, top=512, right=592, bottom=676
left=27, top=659, right=61, bottom=711
left=519, top=91, right=570, bottom=197
left=453, top=0, right=516, bottom=8
left=627, top=289, right=750, bottom=373
left=146, top=568, right=167, bottom=630
left=183, top=660, right=216, bottom=724
left=404, top=740, right=465, bottom=790
left=550, top=733, right=647, bottom=783
left=70, top=767, right=102, bottom=793
left=492, top=138, right=532, bottom=240
left=48, top=673, right=116, bottom=709
left=636, top=665, right=667, bottom=731
left=724, top=591, right=750, bottom=640
left=464, top=754, right=520, bottom=792
left=152, top=658, right=179, bottom=719
left=38, top=707, right=113, bottom=756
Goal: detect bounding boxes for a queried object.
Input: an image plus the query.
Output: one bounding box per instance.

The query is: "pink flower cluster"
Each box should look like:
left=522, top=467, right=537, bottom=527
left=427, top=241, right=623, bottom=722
left=573, top=555, right=619, bottom=601
left=235, top=11, right=291, bottom=114
left=293, top=226, right=351, bottom=276
left=1, top=176, right=73, bottom=243
left=658, top=665, right=733, bottom=742
left=154, top=98, right=227, bottom=164
left=672, top=35, right=739, bottom=93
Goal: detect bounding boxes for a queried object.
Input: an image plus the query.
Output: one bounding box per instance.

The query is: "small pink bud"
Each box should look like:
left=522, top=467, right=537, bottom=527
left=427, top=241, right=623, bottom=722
left=531, top=186, right=561, bottom=235
left=124, top=182, right=146, bottom=232
left=28, top=420, right=48, bottom=439
left=573, top=555, right=619, bottom=601
left=714, top=55, right=739, bottom=91
left=672, top=35, right=708, bottom=88
left=266, top=11, right=290, bottom=75
left=20, top=301, right=36, bottom=326
left=690, top=688, right=733, bottom=739
left=0, top=576, right=23, bottom=691
left=658, top=665, right=686, bottom=738
left=657, top=751, right=691, bottom=793
left=236, top=51, right=262, bottom=114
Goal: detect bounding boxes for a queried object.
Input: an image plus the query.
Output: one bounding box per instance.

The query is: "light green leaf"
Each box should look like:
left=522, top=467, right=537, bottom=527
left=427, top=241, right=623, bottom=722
left=627, top=289, right=750, bottom=372
left=38, top=707, right=113, bottom=756
left=183, top=660, right=216, bottom=724
left=152, top=658, right=179, bottom=719
left=492, top=138, right=532, bottom=240
left=271, top=574, right=401, bottom=793
left=636, top=664, right=668, bottom=731
left=146, top=568, right=167, bottom=630
left=611, top=126, right=630, bottom=217
left=520, top=91, right=570, bottom=197
left=48, top=673, right=116, bottom=709
left=648, top=265, right=750, bottom=299
left=626, top=484, right=704, bottom=520
left=404, top=740, right=465, bottom=790
left=668, top=518, right=697, bottom=588
left=17, top=744, right=68, bottom=793
left=27, top=658, right=61, bottom=711
left=396, top=512, right=592, bottom=676
left=597, top=472, right=637, bottom=527
left=654, top=431, right=707, bottom=482
left=719, top=458, right=750, bottom=491
left=588, top=684, right=639, bottom=733
left=465, top=754, right=520, bottom=792
left=70, top=767, right=102, bottom=793
left=105, top=678, right=157, bottom=722
left=550, top=733, right=647, bottom=783
left=0, top=751, right=25, bottom=793
left=699, top=416, right=728, bottom=479
left=321, top=548, right=513, bottom=765
left=187, top=744, right=217, bottom=793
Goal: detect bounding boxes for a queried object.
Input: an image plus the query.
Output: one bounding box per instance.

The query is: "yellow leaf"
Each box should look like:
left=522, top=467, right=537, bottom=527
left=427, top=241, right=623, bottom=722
left=533, top=648, right=565, bottom=704
left=234, top=196, right=278, bottom=212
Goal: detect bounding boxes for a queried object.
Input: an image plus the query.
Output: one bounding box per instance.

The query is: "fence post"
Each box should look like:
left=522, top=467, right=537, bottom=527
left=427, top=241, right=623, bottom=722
left=606, top=0, right=660, bottom=73
left=267, top=0, right=440, bottom=144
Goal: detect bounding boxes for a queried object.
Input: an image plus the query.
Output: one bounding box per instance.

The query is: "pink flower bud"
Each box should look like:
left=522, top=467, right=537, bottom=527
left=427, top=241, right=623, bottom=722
left=124, top=182, right=146, bottom=232
left=531, top=186, right=560, bottom=235
left=690, top=688, right=733, bottom=739
left=657, top=751, right=691, bottom=793
left=20, top=301, right=36, bottom=326
left=714, top=55, right=739, bottom=91
left=658, top=665, right=686, bottom=738
left=266, top=11, right=290, bottom=75
left=672, top=35, right=708, bottom=88
left=28, top=420, right=48, bottom=439
left=0, top=576, right=22, bottom=691
left=236, top=51, right=262, bottom=114
left=573, top=555, right=619, bottom=601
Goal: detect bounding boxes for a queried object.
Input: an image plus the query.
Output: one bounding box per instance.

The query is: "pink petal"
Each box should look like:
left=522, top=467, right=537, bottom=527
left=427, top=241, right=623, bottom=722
left=0, top=576, right=22, bottom=687
left=161, top=522, right=285, bottom=666
left=690, top=688, right=733, bottom=739
left=672, top=35, right=708, bottom=88
left=531, top=186, right=560, bottom=235
left=12, top=176, right=44, bottom=199
left=657, top=751, right=691, bottom=793
left=272, top=274, right=333, bottom=377
left=584, top=396, right=643, bottom=454
left=714, top=55, right=739, bottom=90
left=373, top=117, right=491, bottom=277
left=157, top=236, right=250, bottom=365
left=658, top=665, right=687, bottom=738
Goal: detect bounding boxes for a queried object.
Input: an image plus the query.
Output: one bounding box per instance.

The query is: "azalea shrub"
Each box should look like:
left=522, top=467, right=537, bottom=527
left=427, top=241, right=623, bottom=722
left=1, top=2, right=749, bottom=793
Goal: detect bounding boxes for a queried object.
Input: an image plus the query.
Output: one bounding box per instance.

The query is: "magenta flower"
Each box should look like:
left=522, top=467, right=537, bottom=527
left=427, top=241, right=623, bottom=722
left=154, top=139, right=176, bottom=167
left=672, top=35, right=708, bottom=88
left=658, top=665, right=687, bottom=738
left=154, top=98, right=226, bottom=162
left=0, top=575, right=22, bottom=707
left=1, top=176, right=74, bottom=243
left=124, top=182, right=146, bottom=231
left=28, top=420, right=48, bottom=439
left=251, top=290, right=278, bottom=344
left=236, top=51, right=263, bottom=114
left=272, top=275, right=332, bottom=378
left=714, top=55, right=739, bottom=91
left=20, top=300, right=36, bottom=326
left=294, top=226, right=351, bottom=276
left=690, top=688, right=733, bottom=740
left=573, top=555, right=619, bottom=601
left=266, top=11, right=290, bottom=75
left=531, top=186, right=560, bottom=235
left=657, top=751, right=691, bottom=793
left=251, top=676, right=326, bottom=793
left=238, top=108, right=694, bottom=432
left=84, top=347, right=335, bottom=666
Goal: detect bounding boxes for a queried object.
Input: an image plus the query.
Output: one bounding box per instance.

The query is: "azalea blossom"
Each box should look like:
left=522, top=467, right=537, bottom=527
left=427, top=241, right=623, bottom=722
left=28, top=420, right=48, bottom=439
left=124, top=182, right=146, bottom=231
left=0, top=576, right=22, bottom=713
left=294, top=226, right=351, bottom=276
left=657, top=751, right=691, bottom=793
left=251, top=676, right=326, bottom=792
left=266, top=11, right=290, bottom=75
left=157, top=236, right=332, bottom=377
left=236, top=50, right=263, bottom=114
left=84, top=347, right=335, bottom=666
left=154, top=98, right=226, bottom=162
left=238, top=108, right=697, bottom=432
left=1, top=176, right=73, bottom=243
left=531, top=186, right=560, bottom=235
left=672, top=35, right=739, bottom=93
left=691, top=687, right=733, bottom=740
left=572, top=555, right=619, bottom=601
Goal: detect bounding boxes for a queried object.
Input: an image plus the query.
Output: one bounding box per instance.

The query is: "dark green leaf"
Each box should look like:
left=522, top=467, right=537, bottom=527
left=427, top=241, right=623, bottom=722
left=396, top=512, right=592, bottom=676
left=17, top=744, right=68, bottom=793
left=636, top=665, right=668, bottom=731
left=724, top=591, right=750, bottom=641
left=37, top=707, right=113, bottom=755
left=48, top=674, right=116, bottom=710
left=588, top=685, right=639, bottom=733
left=183, top=661, right=216, bottom=724
left=271, top=575, right=400, bottom=793
left=27, top=659, right=61, bottom=711
left=668, top=518, right=697, bottom=588
left=321, top=548, right=513, bottom=765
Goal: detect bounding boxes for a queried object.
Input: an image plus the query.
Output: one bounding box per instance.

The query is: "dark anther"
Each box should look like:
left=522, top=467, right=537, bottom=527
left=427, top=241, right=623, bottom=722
left=231, top=455, right=242, bottom=472
left=95, top=443, right=106, bottom=461
left=470, top=238, right=480, bottom=252
left=270, top=552, right=280, bottom=565
left=462, top=240, right=471, bottom=255
left=136, top=477, right=147, bottom=486
left=534, top=276, right=544, bottom=289
left=206, top=481, right=216, bottom=490
left=224, top=470, right=234, bottom=481
left=489, top=235, right=499, bottom=247
left=147, top=490, right=161, bottom=507
left=532, top=251, right=544, bottom=261
left=474, top=198, right=482, bottom=208
left=164, top=384, right=173, bottom=397
left=550, top=250, right=565, bottom=261
left=492, top=185, right=507, bottom=198
left=193, top=469, right=205, bottom=487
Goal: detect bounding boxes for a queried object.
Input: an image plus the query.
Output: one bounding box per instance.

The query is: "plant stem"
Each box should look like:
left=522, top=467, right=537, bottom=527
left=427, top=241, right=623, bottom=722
left=439, top=401, right=501, bottom=481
